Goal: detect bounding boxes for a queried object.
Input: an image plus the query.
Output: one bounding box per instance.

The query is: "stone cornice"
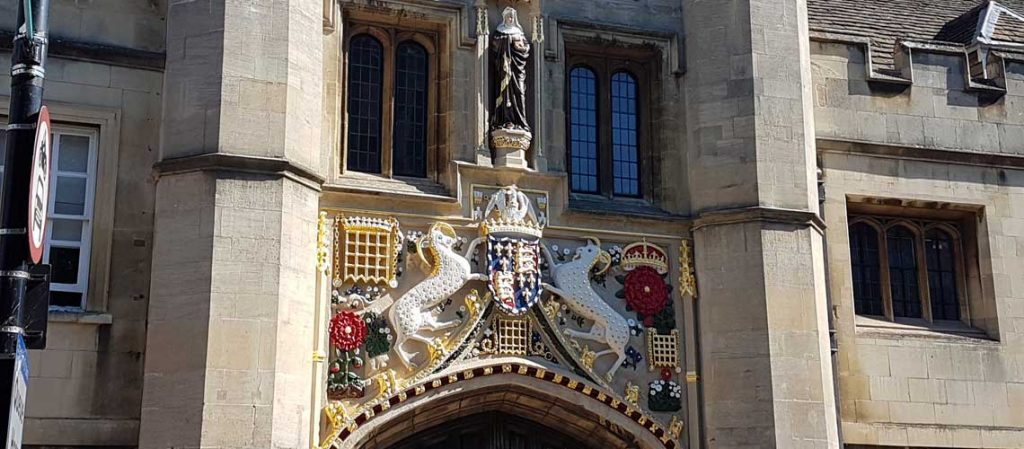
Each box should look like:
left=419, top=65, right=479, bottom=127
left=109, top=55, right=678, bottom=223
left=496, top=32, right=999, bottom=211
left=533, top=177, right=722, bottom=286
left=818, top=138, right=1024, bottom=170
left=0, top=31, right=165, bottom=71
left=692, top=206, right=825, bottom=234
left=153, top=153, right=325, bottom=192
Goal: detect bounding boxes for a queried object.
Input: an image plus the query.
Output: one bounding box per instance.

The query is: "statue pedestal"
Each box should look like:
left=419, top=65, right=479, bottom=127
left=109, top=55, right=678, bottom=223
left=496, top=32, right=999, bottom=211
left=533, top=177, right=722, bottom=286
left=491, top=128, right=532, bottom=169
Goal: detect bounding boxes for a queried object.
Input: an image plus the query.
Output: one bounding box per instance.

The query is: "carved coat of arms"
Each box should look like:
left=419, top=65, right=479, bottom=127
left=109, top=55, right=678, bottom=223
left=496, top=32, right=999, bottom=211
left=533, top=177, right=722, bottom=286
left=487, top=236, right=541, bottom=314
left=479, top=185, right=545, bottom=315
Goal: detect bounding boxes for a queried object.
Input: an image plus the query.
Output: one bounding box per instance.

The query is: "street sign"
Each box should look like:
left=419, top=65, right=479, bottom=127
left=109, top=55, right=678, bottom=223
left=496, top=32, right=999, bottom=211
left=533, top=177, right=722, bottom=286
left=27, top=106, right=50, bottom=264
left=3, top=336, right=26, bottom=449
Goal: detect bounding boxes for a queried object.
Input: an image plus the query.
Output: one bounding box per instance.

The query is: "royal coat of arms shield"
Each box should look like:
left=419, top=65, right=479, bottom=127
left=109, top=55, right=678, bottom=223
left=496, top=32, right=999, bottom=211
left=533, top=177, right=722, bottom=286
left=486, top=236, right=542, bottom=314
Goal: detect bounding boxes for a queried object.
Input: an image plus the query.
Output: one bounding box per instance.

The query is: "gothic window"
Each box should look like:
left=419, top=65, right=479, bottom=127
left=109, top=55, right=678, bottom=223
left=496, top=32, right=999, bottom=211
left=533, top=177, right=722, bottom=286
left=566, top=48, right=651, bottom=199
left=344, top=25, right=439, bottom=180
left=848, top=216, right=968, bottom=324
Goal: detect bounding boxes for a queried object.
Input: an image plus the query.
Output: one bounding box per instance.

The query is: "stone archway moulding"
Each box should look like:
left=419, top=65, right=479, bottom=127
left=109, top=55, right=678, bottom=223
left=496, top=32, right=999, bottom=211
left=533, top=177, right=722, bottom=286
left=327, top=360, right=678, bottom=449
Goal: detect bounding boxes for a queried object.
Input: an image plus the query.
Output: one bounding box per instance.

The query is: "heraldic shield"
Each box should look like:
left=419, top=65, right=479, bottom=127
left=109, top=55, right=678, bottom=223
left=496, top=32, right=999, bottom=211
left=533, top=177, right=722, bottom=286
left=487, top=236, right=542, bottom=314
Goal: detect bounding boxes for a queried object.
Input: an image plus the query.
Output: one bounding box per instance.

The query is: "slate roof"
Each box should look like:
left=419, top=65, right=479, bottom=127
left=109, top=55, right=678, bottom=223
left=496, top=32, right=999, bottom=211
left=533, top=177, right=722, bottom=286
left=807, top=0, right=1024, bottom=71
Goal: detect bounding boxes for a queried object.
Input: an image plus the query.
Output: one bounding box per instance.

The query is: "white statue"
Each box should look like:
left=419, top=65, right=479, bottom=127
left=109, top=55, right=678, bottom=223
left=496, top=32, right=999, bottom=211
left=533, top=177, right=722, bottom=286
left=483, top=185, right=538, bottom=226
left=389, top=222, right=487, bottom=369
left=542, top=237, right=630, bottom=381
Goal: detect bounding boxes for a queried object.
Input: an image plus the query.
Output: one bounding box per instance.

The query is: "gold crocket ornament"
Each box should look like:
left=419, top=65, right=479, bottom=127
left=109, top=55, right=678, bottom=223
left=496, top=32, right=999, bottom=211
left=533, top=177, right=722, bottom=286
left=669, top=415, right=684, bottom=441
left=625, top=382, right=640, bottom=406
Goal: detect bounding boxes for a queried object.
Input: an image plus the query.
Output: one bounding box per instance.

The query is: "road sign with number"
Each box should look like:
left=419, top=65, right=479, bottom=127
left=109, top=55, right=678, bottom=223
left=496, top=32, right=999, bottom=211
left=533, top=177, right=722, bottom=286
left=27, top=106, right=50, bottom=264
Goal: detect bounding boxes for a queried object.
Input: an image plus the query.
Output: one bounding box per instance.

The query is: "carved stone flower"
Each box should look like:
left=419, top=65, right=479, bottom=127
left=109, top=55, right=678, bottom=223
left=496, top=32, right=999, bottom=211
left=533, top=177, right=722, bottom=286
left=624, top=266, right=669, bottom=317
left=330, top=311, right=367, bottom=351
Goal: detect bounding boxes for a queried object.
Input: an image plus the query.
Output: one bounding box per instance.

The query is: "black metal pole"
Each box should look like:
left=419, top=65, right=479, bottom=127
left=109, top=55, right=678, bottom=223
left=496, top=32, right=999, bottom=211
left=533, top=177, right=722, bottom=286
left=0, top=0, right=48, bottom=355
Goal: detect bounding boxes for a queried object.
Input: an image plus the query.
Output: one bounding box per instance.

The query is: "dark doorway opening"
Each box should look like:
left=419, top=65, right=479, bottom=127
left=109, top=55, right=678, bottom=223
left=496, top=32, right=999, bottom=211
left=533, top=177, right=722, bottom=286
left=378, top=411, right=602, bottom=449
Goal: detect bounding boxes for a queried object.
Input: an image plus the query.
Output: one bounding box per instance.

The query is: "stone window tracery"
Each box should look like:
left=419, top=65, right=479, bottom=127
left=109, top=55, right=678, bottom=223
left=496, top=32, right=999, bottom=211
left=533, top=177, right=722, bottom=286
left=847, top=215, right=969, bottom=324
left=343, top=23, right=441, bottom=180
left=565, top=47, right=652, bottom=199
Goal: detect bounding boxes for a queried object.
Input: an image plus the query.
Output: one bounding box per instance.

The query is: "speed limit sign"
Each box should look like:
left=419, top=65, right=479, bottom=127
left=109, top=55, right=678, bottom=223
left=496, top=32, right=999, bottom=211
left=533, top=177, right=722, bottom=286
left=27, top=106, right=51, bottom=264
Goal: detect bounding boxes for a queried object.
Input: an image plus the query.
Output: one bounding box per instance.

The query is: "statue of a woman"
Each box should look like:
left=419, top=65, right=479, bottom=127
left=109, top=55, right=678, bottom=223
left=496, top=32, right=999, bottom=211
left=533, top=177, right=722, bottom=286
left=492, top=7, right=530, bottom=133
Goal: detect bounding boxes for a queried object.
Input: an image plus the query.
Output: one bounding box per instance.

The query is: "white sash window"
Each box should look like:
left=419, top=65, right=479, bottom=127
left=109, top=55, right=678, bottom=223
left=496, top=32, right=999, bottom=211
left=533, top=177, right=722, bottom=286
left=0, top=126, right=98, bottom=310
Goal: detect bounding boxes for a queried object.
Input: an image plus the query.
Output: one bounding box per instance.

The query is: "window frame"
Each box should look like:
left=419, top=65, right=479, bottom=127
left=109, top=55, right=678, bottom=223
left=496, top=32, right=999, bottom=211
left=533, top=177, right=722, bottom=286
left=0, top=103, right=120, bottom=314
left=847, top=215, right=971, bottom=325
left=341, top=22, right=441, bottom=181
left=45, top=127, right=100, bottom=310
left=565, top=44, right=654, bottom=200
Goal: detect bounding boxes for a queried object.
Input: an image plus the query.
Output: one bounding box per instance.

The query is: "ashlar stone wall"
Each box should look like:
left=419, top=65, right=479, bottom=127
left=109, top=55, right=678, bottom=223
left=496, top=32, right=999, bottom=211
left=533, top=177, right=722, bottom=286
left=814, top=40, right=1024, bottom=448
left=0, top=0, right=165, bottom=445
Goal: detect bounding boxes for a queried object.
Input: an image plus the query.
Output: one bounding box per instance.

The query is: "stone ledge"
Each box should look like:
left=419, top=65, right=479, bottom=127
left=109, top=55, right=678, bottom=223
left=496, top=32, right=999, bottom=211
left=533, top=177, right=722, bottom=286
left=324, top=173, right=456, bottom=202
left=854, top=315, right=996, bottom=345
left=0, top=31, right=164, bottom=71
left=692, top=206, right=824, bottom=233
left=24, top=417, right=138, bottom=447
left=153, top=153, right=325, bottom=192
left=843, top=421, right=1024, bottom=448
left=819, top=138, right=1024, bottom=170
left=48, top=310, right=114, bottom=325
left=566, top=194, right=681, bottom=221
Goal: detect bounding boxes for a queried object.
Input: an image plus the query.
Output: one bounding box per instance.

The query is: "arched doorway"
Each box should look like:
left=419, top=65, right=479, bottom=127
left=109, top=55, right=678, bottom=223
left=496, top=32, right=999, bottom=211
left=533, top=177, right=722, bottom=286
left=342, top=367, right=666, bottom=449
left=376, top=411, right=601, bottom=449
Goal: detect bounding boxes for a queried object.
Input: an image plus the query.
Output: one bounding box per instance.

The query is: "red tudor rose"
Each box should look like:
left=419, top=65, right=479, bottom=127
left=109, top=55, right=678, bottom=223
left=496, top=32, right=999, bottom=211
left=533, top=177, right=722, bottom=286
left=624, top=266, right=669, bottom=317
left=661, top=367, right=674, bottom=381
left=330, top=311, right=368, bottom=351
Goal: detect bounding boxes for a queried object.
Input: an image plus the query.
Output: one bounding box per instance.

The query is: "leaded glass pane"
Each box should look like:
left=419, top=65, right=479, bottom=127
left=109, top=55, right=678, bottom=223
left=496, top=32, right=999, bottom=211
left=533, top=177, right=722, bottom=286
left=887, top=226, right=921, bottom=318
left=925, top=229, right=960, bottom=320
left=393, top=41, right=429, bottom=178
left=849, top=222, right=884, bottom=316
left=346, top=35, right=384, bottom=174
left=611, top=71, right=639, bottom=196
left=569, top=67, right=598, bottom=194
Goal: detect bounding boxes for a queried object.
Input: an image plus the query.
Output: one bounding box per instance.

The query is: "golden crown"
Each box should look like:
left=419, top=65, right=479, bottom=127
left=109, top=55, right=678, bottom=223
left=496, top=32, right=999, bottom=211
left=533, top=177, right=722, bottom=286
left=480, top=219, right=544, bottom=238
left=621, top=241, right=669, bottom=274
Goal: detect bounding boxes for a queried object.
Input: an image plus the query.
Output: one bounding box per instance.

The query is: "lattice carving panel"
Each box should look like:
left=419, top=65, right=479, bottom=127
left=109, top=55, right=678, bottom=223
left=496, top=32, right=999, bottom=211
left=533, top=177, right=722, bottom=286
left=496, top=316, right=529, bottom=355
left=647, top=329, right=680, bottom=372
left=334, top=216, right=401, bottom=288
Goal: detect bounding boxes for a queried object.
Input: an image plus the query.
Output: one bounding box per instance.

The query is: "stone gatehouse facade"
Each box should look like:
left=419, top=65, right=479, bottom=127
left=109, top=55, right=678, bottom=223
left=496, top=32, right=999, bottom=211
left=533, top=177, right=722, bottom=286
left=1, top=0, right=1024, bottom=448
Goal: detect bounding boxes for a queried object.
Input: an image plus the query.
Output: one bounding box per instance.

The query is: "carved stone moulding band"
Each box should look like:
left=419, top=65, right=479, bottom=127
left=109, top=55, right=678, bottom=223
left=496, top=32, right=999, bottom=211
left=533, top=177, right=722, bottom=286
left=491, top=128, right=532, bottom=152
left=329, top=363, right=679, bottom=449
left=490, top=128, right=532, bottom=169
